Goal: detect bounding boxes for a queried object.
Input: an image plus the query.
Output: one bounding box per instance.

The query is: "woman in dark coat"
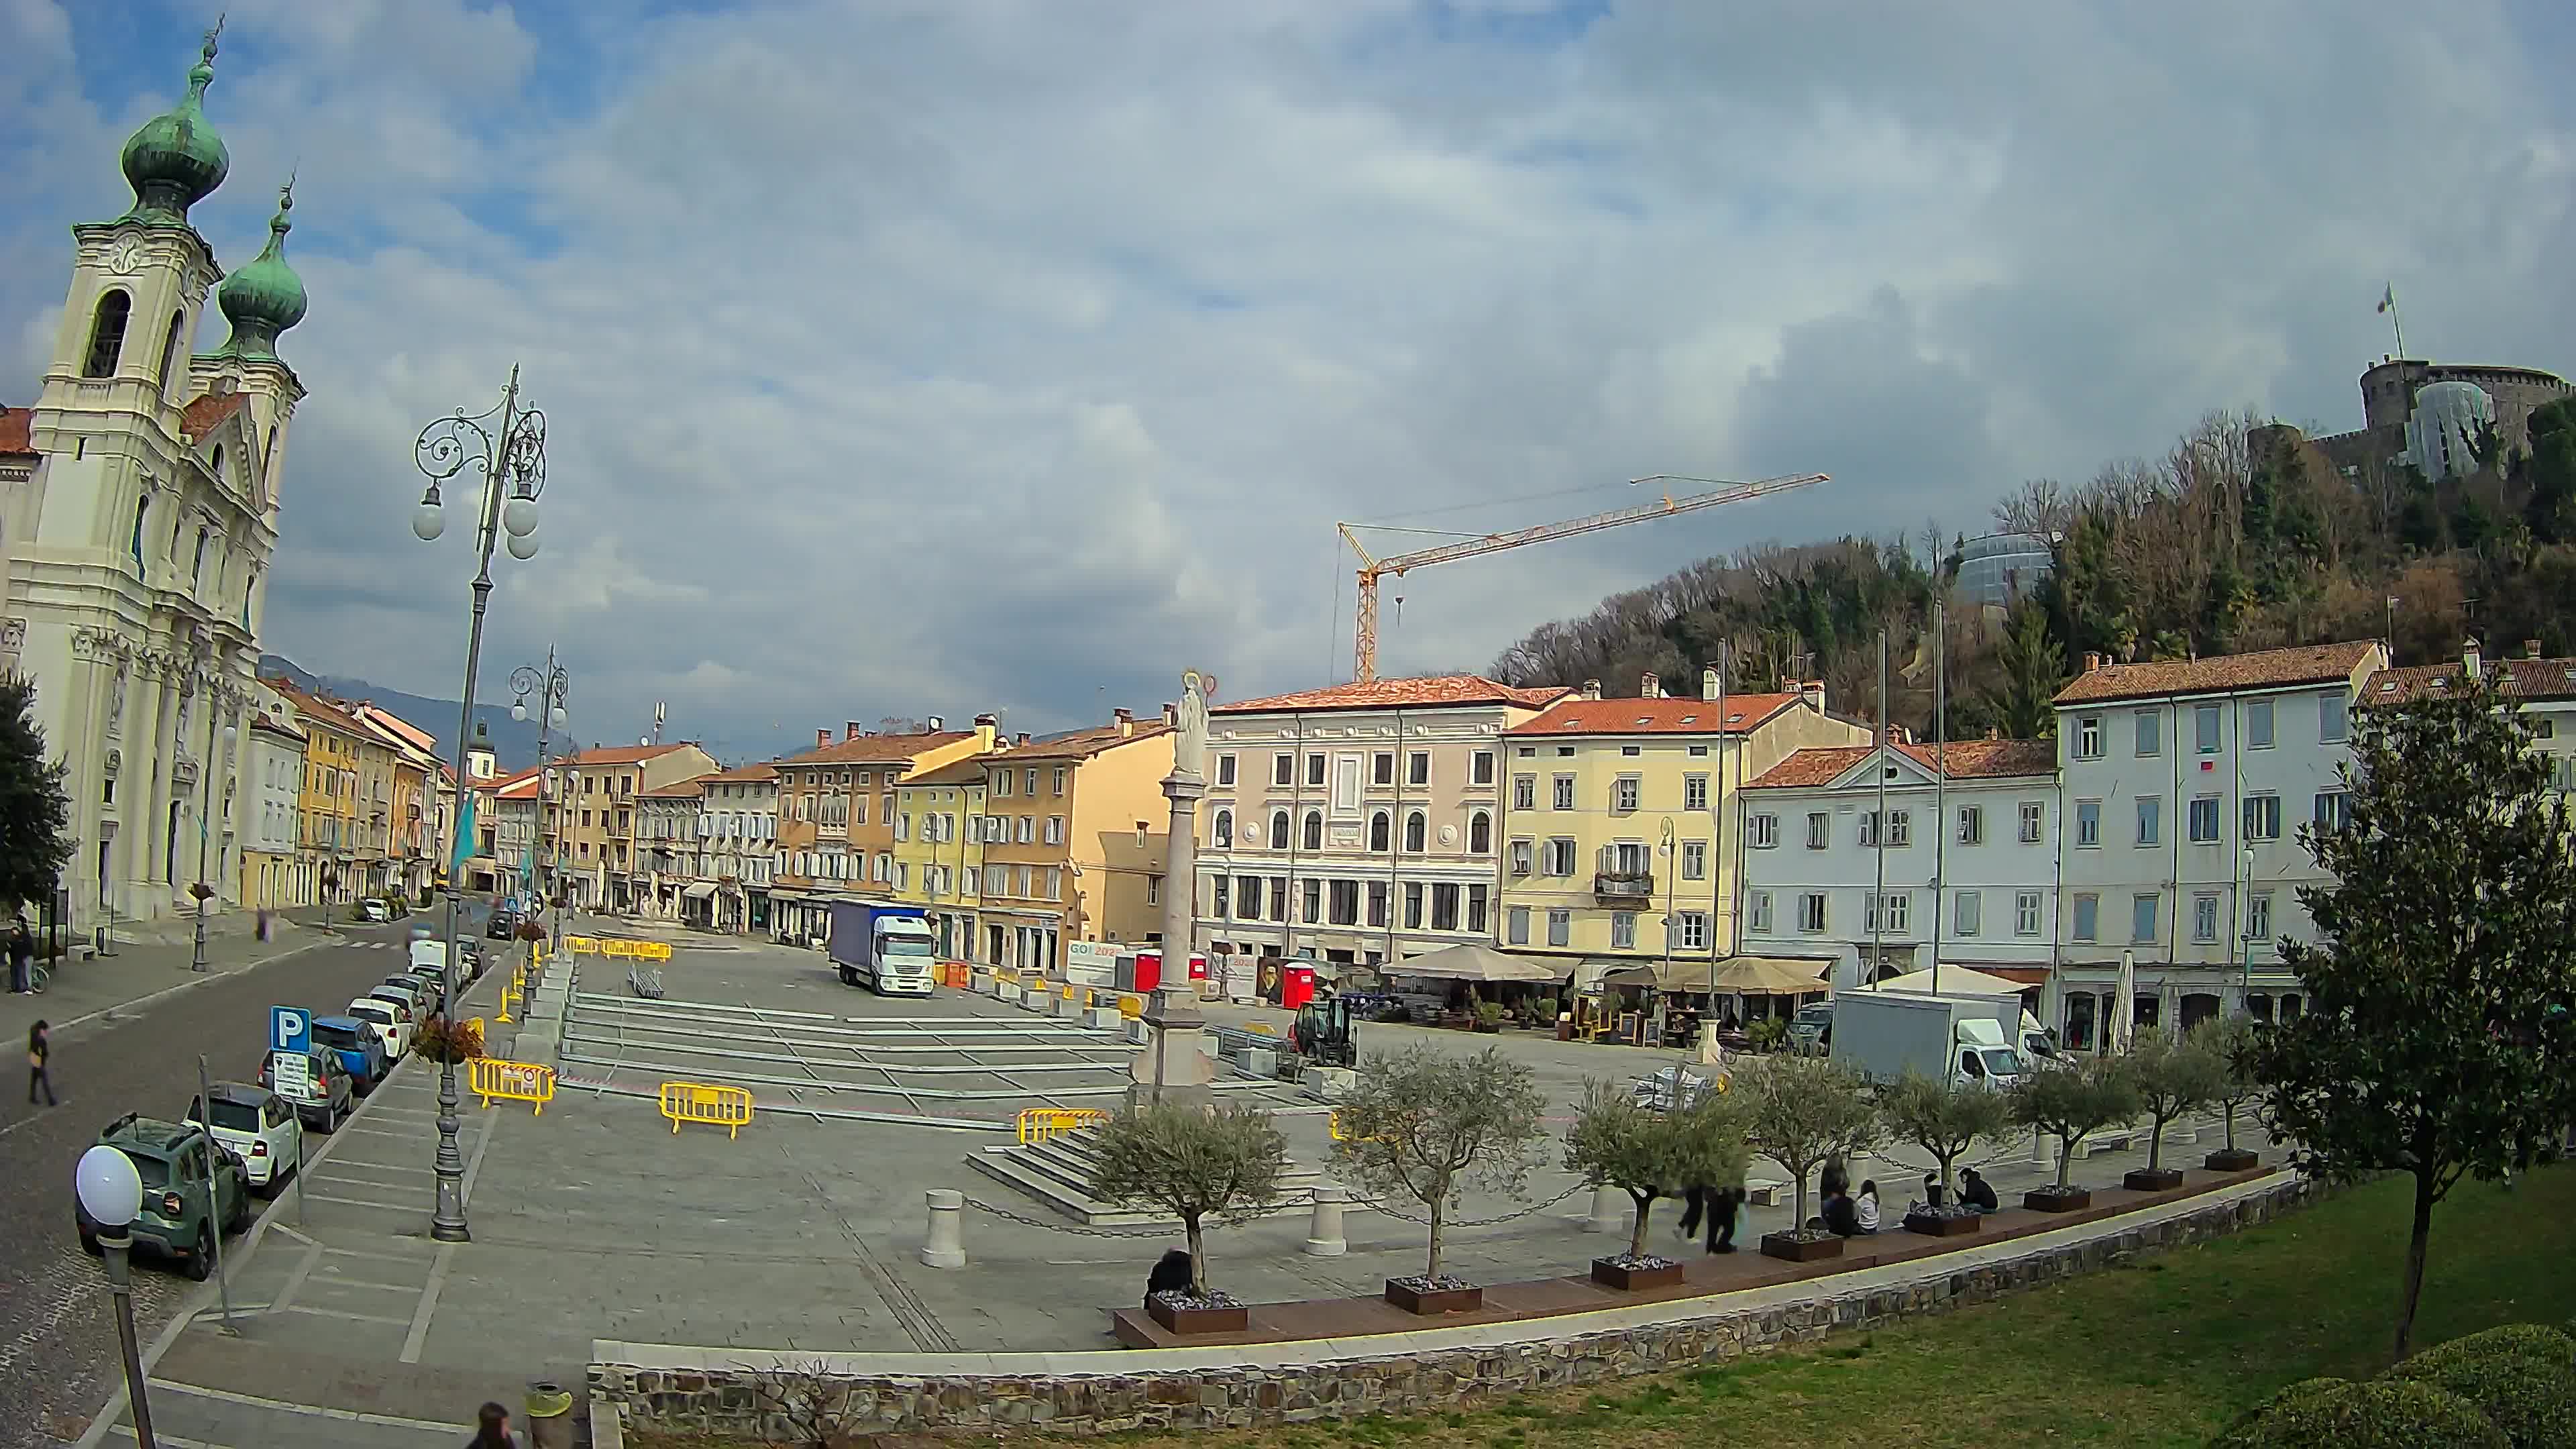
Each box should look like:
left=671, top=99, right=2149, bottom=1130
left=1145, top=1248, right=1195, bottom=1305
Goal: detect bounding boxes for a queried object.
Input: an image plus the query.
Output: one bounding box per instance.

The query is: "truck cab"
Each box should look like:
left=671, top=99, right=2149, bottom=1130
left=832, top=902, right=936, bottom=995
left=1953, top=1018, right=2026, bottom=1090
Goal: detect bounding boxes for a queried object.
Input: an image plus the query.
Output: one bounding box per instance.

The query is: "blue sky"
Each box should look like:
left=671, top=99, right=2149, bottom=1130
left=7, top=0, right=2573, bottom=763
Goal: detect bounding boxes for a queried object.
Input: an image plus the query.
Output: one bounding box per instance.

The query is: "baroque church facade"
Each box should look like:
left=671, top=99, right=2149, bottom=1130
left=0, top=26, right=310, bottom=930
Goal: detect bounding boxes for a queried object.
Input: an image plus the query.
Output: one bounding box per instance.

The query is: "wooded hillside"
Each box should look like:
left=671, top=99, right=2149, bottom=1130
left=1489, top=399, right=2576, bottom=739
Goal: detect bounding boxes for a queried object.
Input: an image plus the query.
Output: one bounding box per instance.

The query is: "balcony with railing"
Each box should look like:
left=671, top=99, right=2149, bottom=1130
left=1593, top=870, right=1654, bottom=902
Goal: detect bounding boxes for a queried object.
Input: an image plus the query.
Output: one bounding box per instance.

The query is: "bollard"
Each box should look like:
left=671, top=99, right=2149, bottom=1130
left=525, top=1380, right=574, bottom=1449
left=2030, top=1128, right=2052, bottom=1169
left=1303, top=1185, right=1349, bottom=1256
left=1583, top=1183, right=1625, bottom=1234
left=920, top=1189, right=967, bottom=1269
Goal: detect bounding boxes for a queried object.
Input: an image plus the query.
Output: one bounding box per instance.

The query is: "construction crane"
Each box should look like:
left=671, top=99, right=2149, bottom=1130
left=1338, top=472, right=1828, bottom=683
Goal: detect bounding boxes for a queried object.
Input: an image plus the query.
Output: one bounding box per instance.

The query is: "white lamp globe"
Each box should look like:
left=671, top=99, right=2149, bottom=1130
left=512, top=701, right=529, bottom=722
left=76, top=1144, right=143, bottom=1228
left=505, top=530, right=539, bottom=560
left=412, top=500, right=447, bottom=542
left=502, top=496, right=539, bottom=538
left=548, top=704, right=568, bottom=729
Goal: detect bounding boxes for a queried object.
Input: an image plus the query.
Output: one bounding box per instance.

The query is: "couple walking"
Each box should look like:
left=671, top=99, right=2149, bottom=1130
left=7, top=919, right=37, bottom=995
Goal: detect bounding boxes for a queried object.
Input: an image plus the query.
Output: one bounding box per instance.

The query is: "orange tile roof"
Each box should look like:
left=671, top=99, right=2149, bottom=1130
left=2053, top=641, right=2381, bottom=706
left=562, top=743, right=698, bottom=766
left=1507, top=692, right=1804, bottom=737
left=488, top=767, right=543, bottom=799
left=178, top=392, right=249, bottom=439
left=700, top=761, right=778, bottom=784
left=640, top=775, right=710, bottom=799
left=773, top=731, right=972, bottom=768
left=262, top=678, right=367, bottom=737
left=248, top=712, right=305, bottom=743
left=2365, top=655, right=2576, bottom=705
left=1748, top=738, right=2058, bottom=790
left=1214, top=675, right=1569, bottom=715
left=0, top=406, right=33, bottom=457
left=906, top=756, right=994, bottom=787
left=991, top=721, right=1173, bottom=761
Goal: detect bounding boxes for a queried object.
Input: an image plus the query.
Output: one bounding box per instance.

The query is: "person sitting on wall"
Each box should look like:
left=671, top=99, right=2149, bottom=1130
left=1959, top=1167, right=2000, bottom=1213
left=1821, top=1184, right=1860, bottom=1237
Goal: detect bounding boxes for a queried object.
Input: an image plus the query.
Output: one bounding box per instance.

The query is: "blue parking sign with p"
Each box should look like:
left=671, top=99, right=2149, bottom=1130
left=271, top=1006, right=310, bottom=1055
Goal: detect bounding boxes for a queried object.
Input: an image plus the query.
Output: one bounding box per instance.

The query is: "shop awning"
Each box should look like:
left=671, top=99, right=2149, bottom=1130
left=682, top=881, right=719, bottom=900
left=1383, top=943, right=1569, bottom=984
left=1604, top=955, right=1833, bottom=995
left=1869, top=965, right=2032, bottom=997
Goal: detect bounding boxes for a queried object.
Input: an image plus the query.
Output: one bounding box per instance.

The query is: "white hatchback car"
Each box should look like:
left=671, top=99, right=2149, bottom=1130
left=186, top=1083, right=304, bottom=1195
left=345, top=996, right=413, bottom=1058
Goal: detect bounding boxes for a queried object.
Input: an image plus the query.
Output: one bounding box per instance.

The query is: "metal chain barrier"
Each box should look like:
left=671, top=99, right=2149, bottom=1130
left=958, top=1182, right=1585, bottom=1238
left=1356, top=1179, right=1587, bottom=1228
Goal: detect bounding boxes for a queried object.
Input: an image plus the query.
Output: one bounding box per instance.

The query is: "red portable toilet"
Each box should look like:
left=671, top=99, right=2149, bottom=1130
left=1281, top=963, right=1316, bottom=1010
left=1185, top=951, right=1208, bottom=983
left=1131, top=949, right=1163, bottom=996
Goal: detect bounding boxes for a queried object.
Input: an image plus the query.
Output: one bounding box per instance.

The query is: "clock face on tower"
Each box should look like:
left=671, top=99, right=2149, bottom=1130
left=109, top=237, right=144, bottom=276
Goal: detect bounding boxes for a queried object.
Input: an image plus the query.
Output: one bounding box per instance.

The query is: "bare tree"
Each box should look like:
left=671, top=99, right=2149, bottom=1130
left=1332, top=1044, right=1548, bottom=1284
left=1088, top=1104, right=1288, bottom=1298
left=732, top=1358, right=855, bottom=1449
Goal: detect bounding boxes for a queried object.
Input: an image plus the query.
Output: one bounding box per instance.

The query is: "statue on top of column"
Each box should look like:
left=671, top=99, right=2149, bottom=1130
left=1175, top=669, right=1214, bottom=775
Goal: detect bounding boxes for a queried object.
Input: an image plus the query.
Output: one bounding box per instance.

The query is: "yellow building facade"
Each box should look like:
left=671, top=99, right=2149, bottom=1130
left=975, top=710, right=1175, bottom=972
left=893, top=755, right=989, bottom=960
left=268, top=681, right=365, bottom=904
left=1495, top=672, right=1867, bottom=986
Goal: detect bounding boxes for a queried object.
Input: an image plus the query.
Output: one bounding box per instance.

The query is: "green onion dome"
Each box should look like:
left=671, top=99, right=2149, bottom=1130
left=211, top=184, right=307, bottom=362
left=120, top=30, right=230, bottom=225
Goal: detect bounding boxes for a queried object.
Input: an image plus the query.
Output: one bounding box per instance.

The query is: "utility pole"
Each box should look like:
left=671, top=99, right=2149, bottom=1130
left=1871, top=629, right=1888, bottom=990
left=1931, top=599, right=1946, bottom=996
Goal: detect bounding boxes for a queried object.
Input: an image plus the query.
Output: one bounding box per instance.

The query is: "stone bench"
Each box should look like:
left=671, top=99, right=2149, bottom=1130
left=2079, top=1127, right=2142, bottom=1158
left=1746, top=1177, right=1788, bottom=1208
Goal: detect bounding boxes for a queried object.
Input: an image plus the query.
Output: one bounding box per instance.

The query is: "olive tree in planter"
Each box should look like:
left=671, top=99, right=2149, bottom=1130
left=1876, top=1069, right=2013, bottom=1236
left=1736, top=1054, right=1883, bottom=1261
left=2122, top=1027, right=2228, bottom=1191
left=2006, top=1053, right=2140, bottom=1211
left=1088, top=1104, right=1289, bottom=1334
left=1562, top=1080, right=1749, bottom=1289
left=2193, top=1017, right=2264, bottom=1171
left=1332, top=1043, right=1548, bottom=1314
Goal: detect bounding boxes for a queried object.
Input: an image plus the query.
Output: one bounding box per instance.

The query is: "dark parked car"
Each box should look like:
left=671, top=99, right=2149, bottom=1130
left=78, top=1115, right=251, bottom=1278
left=256, top=1046, right=356, bottom=1132
left=311, top=1014, right=390, bottom=1095
left=486, top=910, right=519, bottom=941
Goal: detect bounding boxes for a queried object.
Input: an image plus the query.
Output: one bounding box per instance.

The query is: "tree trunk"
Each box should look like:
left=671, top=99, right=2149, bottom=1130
left=1792, top=1168, right=1810, bottom=1228
left=1184, top=1214, right=1206, bottom=1297
left=1425, top=1201, right=1446, bottom=1282
left=2055, top=1136, right=2077, bottom=1191
left=1934, top=1151, right=1957, bottom=1200
left=1627, top=1189, right=1654, bottom=1258
left=2393, top=1167, right=2436, bottom=1362
left=2146, top=1112, right=2167, bottom=1172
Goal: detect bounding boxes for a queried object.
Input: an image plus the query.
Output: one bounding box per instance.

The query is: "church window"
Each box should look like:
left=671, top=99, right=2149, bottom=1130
left=157, top=311, right=184, bottom=392
left=193, top=528, right=209, bottom=585
left=130, top=497, right=150, bottom=570
left=85, top=290, right=131, bottom=378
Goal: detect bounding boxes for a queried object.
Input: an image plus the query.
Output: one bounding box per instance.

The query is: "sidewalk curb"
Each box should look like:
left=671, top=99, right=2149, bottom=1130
left=50, top=932, right=343, bottom=1036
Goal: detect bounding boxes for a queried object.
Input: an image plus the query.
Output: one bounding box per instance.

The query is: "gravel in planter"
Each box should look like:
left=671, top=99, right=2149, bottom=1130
left=1905, top=1201, right=1982, bottom=1222
left=1387, top=1274, right=1479, bottom=1293
left=1596, top=1252, right=1682, bottom=1272
left=1770, top=1226, right=1842, bottom=1244
left=1146, top=1289, right=1244, bottom=1312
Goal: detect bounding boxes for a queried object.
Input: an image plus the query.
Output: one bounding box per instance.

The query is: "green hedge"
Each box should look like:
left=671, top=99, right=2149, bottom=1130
left=2214, top=1378, right=2509, bottom=1448
left=2387, top=1324, right=2576, bottom=1449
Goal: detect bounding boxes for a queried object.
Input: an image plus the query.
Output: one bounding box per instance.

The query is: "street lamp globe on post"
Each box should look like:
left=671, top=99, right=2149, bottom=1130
left=411, top=366, right=549, bottom=1244
left=509, top=654, right=571, bottom=950
left=78, top=1144, right=157, bottom=1448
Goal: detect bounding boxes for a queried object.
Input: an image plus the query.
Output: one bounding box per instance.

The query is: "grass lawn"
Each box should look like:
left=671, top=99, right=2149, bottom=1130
left=636, top=1166, right=2575, bottom=1449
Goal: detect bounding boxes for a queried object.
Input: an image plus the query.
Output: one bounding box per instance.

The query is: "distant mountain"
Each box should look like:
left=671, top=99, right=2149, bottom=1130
left=258, top=654, right=548, bottom=773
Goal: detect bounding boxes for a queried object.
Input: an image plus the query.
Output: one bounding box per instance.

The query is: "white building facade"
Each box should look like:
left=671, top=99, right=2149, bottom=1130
left=1737, top=739, right=2062, bottom=993
left=1, top=31, right=309, bottom=929
left=698, top=763, right=777, bottom=934
left=2050, top=641, right=2387, bottom=1049
left=1191, top=676, right=1566, bottom=969
left=241, top=708, right=304, bottom=908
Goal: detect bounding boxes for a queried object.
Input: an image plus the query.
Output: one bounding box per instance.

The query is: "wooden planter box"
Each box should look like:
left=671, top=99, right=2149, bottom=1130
left=1589, top=1256, right=1684, bottom=1291
left=2123, top=1167, right=2186, bottom=1193
left=1384, top=1279, right=1483, bottom=1315
left=1903, top=1210, right=1982, bottom=1238
left=2023, top=1186, right=2092, bottom=1214
left=1146, top=1296, right=1249, bottom=1335
left=2204, top=1148, right=2261, bottom=1172
left=1759, top=1232, right=1844, bottom=1263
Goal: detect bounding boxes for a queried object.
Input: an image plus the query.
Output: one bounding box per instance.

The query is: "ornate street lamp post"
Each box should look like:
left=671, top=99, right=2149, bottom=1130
left=511, top=653, right=570, bottom=949
left=411, top=366, right=547, bottom=1243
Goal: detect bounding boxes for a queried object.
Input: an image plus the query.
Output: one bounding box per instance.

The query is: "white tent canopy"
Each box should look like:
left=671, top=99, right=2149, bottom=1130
left=1383, top=944, right=1567, bottom=984
left=1867, top=966, right=2032, bottom=998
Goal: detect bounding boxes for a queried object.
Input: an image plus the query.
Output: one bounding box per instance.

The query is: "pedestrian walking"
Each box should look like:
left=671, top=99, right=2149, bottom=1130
left=1676, top=1181, right=1746, bottom=1254
left=7, top=918, right=32, bottom=994
left=28, top=1020, right=58, bottom=1108
left=466, top=1400, right=520, bottom=1448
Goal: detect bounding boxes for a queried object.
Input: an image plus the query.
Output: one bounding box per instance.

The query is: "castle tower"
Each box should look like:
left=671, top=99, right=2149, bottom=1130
left=1, top=23, right=313, bottom=931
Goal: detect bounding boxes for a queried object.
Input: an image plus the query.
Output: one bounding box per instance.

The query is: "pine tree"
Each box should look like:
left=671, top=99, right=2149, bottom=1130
left=2258, top=673, right=2576, bottom=1362
left=0, top=676, right=74, bottom=916
left=1984, top=601, right=2064, bottom=739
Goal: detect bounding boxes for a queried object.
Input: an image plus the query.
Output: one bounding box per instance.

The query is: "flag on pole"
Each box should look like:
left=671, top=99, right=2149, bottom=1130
left=2377, top=283, right=2396, bottom=315
left=449, top=787, right=477, bottom=877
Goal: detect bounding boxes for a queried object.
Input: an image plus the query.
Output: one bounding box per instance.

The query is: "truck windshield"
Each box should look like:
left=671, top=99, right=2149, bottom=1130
left=881, top=936, right=934, bottom=958
left=1979, top=1047, right=2024, bottom=1077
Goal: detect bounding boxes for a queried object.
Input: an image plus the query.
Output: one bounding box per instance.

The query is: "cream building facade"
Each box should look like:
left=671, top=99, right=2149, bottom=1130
left=2, top=30, right=309, bottom=929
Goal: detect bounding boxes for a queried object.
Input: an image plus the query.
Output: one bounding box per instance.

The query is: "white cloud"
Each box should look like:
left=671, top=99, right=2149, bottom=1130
left=5, top=0, right=2572, bottom=761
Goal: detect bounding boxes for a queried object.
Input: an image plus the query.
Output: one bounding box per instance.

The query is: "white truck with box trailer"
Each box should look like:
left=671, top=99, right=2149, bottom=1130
left=1830, top=989, right=2029, bottom=1089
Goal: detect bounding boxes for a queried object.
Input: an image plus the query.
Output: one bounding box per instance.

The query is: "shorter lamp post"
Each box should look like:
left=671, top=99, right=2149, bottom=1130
left=76, top=1145, right=156, bottom=1449
left=511, top=656, right=570, bottom=949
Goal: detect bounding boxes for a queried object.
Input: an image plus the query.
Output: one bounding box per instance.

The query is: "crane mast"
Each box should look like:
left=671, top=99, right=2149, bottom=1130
left=1338, top=471, right=1827, bottom=683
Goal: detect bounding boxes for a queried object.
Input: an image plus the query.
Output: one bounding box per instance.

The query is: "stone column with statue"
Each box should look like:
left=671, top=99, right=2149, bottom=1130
left=1128, top=670, right=1219, bottom=1111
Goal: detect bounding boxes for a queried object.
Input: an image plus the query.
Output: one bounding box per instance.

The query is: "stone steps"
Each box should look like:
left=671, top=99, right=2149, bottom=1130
left=964, top=1131, right=1337, bottom=1228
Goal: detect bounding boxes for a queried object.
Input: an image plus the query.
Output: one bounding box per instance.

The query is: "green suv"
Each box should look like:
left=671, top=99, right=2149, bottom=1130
left=76, top=1114, right=252, bottom=1279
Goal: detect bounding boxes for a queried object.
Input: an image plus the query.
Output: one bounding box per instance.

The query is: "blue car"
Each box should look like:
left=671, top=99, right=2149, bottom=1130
left=310, top=1014, right=390, bottom=1096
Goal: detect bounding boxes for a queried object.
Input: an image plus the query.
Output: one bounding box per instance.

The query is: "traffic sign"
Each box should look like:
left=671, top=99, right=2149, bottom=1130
left=270, top=1006, right=311, bottom=1055
left=270, top=1049, right=312, bottom=1098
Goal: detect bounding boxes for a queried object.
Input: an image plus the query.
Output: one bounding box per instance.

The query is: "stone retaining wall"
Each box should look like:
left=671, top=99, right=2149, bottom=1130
left=596, top=1175, right=2315, bottom=1440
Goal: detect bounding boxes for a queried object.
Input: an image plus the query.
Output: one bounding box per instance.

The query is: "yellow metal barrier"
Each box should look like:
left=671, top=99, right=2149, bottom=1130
left=1328, top=1108, right=1391, bottom=1144
left=601, top=938, right=635, bottom=959
left=1248, top=1022, right=1276, bottom=1036
left=567, top=935, right=600, bottom=955
left=660, top=1080, right=755, bottom=1138
left=470, top=1057, right=555, bottom=1115
left=496, top=982, right=522, bottom=1024
left=638, top=941, right=673, bottom=962
left=1016, top=1106, right=1109, bottom=1144
left=1118, top=994, right=1144, bottom=1019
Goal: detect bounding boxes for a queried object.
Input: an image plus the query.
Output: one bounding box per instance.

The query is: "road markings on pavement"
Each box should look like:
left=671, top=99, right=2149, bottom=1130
left=313, top=1157, right=437, bottom=1175
left=268, top=1241, right=323, bottom=1320
left=278, top=1303, right=415, bottom=1328
left=398, top=1243, right=455, bottom=1364
left=301, top=1192, right=424, bottom=1214
left=147, top=1380, right=470, bottom=1433
left=111, top=1427, right=237, bottom=1449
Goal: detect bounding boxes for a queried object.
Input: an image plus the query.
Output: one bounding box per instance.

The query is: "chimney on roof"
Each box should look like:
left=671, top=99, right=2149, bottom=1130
left=926, top=714, right=944, bottom=732
left=1116, top=706, right=1136, bottom=738
left=973, top=712, right=998, bottom=752
left=816, top=729, right=830, bottom=749
left=1801, top=680, right=1825, bottom=713
left=1701, top=667, right=1720, bottom=702
left=845, top=720, right=863, bottom=741
left=2526, top=639, right=2544, bottom=660
left=1640, top=672, right=1660, bottom=699
left=1015, top=732, right=1031, bottom=747
left=2083, top=651, right=2102, bottom=673
left=2463, top=637, right=2482, bottom=681
left=1581, top=678, right=1601, bottom=701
